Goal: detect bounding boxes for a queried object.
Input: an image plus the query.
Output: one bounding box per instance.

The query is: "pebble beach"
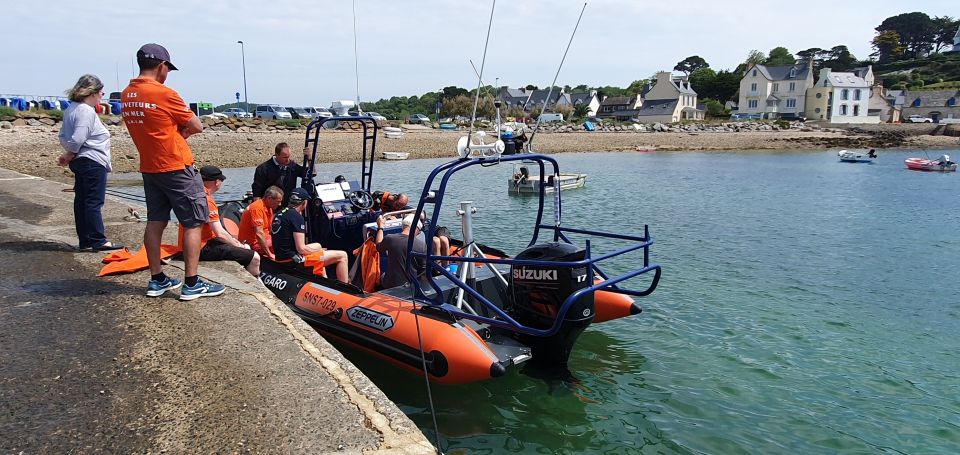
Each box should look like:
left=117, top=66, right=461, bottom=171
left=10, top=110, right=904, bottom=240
left=1, top=122, right=957, bottom=182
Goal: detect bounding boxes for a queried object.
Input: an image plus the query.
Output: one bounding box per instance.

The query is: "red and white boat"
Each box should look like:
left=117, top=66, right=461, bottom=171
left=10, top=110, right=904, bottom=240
left=904, top=155, right=957, bottom=172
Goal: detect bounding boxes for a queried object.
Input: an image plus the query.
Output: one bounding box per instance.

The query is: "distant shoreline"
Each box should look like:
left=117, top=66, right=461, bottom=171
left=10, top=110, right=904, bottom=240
left=2, top=126, right=957, bottom=182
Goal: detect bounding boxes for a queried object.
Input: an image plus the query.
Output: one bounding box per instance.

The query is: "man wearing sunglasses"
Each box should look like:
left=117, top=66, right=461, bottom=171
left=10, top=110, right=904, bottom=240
left=121, top=43, right=225, bottom=301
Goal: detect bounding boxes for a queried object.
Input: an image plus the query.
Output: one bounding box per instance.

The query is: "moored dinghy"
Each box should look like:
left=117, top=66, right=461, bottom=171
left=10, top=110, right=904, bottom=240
left=905, top=155, right=957, bottom=172
left=838, top=149, right=877, bottom=163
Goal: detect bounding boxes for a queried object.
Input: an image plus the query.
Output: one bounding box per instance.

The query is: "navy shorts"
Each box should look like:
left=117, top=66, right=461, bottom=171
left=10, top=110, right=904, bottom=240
left=199, top=239, right=256, bottom=267
left=142, top=166, right=208, bottom=228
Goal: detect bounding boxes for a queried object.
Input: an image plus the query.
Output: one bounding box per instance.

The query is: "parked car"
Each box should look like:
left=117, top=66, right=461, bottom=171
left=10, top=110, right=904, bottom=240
left=305, top=107, right=333, bottom=118
left=286, top=107, right=313, bottom=120
left=730, top=113, right=762, bottom=121
left=906, top=114, right=933, bottom=123
left=777, top=113, right=806, bottom=121
left=255, top=104, right=292, bottom=120
left=222, top=108, right=252, bottom=119
left=407, top=113, right=431, bottom=124
left=202, top=112, right=228, bottom=120
left=348, top=111, right=387, bottom=122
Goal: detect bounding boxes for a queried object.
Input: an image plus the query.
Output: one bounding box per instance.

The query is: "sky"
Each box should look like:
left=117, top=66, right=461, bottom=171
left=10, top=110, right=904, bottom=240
left=3, top=1, right=957, bottom=107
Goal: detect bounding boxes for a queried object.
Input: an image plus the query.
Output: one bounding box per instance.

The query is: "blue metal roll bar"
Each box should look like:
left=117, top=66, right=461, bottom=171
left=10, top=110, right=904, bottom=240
left=405, top=152, right=661, bottom=337
left=301, top=115, right=379, bottom=193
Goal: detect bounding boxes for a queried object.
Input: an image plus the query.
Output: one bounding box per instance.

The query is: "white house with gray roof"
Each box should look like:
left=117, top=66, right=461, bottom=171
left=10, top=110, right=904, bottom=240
left=632, top=71, right=703, bottom=123
left=738, top=61, right=814, bottom=119
left=804, top=68, right=879, bottom=124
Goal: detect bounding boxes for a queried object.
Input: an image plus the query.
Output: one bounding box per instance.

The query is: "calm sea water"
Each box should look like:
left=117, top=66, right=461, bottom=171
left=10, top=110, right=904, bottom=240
left=121, top=148, right=960, bottom=454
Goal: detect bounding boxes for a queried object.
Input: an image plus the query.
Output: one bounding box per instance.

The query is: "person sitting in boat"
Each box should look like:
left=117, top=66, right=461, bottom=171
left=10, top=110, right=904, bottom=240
left=251, top=142, right=313, bottom=205
left=512, top=166, right=530, bottom=185
left=868, top=149, right=877, bottom=158
left=374, top=214, right=427, bottom=289
left=190, top=166, right=261, bottom=277
left=270, top=188, right=349, bottom=283
left=372, top=191, right=450, bottom=263
left=238, top=185, right=283, bottom=261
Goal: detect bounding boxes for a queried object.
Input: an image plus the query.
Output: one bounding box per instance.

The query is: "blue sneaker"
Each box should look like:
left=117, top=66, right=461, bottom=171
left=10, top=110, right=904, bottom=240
left=179, top=279, right=226, bottom=301
left=146, top=276, right=182, bottom=297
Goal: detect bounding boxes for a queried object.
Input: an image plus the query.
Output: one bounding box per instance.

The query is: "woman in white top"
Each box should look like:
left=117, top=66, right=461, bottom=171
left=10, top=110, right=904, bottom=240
left=57, top=74, right=122, bottom=251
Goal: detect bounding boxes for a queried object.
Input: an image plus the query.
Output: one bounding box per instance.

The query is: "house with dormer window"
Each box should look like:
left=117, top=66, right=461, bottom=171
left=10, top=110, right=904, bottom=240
left=804, top=68, right=880, bottom=123
left=738, top=60, right=814, bottom=119
left=632, top=71, right=703, bottom=123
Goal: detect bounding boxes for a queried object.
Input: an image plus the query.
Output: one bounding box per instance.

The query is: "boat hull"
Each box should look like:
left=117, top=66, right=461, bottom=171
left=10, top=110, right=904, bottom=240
left=509, top=173, right=587, bottom=195
left=905, top=158, right=957, bottom=172
left=259, top=260, right=522, bottom=384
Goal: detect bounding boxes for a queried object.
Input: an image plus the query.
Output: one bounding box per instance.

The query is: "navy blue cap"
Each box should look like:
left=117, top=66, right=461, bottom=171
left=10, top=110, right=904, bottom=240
left=137, top=43, right=178, bottom=70
left=289, top=188, right=311, bottom=204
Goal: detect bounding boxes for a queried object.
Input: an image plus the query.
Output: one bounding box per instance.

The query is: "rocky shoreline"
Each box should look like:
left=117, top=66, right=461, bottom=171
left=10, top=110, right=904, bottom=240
left=1, top=113, right=957, bottom=181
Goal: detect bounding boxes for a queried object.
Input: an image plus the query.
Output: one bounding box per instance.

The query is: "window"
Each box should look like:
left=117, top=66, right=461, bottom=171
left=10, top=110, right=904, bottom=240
left=789, top=68, right=796, bottom=78
left=841, top=89, right=849, bottom=100
left=773, top=83, right=779, bottom=92
left=815, top=107, right=821, bottom=113
left=789, top=82, right=796, bottom=92
left=786, top=99, right=796, bottom=108
left=948, top=97, right=956, bottom=107
left=853, top=105, right=860, bottom=116
left=854, top=89, right=861, bottom=101
left=816, top=93, right=822, bottom=99
left=751, top=83, right=757, bottom=92
left=748, top=99, right=758, bottom=109
left=840, top=105, right=847, bottom=115
left=753, top=69, right=757, bottom=77
left=912, top=98, right=921, bottom=107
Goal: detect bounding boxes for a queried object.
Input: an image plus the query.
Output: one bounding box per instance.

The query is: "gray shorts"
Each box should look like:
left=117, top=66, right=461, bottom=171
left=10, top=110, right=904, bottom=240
left=142, top=166, right=209, bottom=228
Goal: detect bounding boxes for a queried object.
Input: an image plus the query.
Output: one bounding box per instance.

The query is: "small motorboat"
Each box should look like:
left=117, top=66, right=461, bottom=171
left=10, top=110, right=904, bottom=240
left=905, top=154, right=957, bottom=172
left=509, top=167, right=587, bottom=195
left=635, top=146, right=657, bottom=153
left=380, top=151, right=410, bottom=160
left=838, top=149, right=876, bottom=163
left=382, top=126, right=404, bottom=139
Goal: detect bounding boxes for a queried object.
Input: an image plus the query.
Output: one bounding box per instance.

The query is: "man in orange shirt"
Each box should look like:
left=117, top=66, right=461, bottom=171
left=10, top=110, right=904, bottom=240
left=239, top=185, right=283, bottom=261
left=122, top=43, right=225, bottom=300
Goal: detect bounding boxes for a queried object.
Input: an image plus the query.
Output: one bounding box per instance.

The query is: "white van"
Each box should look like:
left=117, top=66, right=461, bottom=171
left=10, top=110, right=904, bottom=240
left=538, top=113, right=564, bottom=122
left=255, top=104, right=292, bottom=120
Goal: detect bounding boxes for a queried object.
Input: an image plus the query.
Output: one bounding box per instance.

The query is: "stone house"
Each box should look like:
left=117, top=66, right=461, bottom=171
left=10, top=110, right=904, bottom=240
left=901, top=90, right=960, bottom=122
left=738, top=60, right=815, bottom=119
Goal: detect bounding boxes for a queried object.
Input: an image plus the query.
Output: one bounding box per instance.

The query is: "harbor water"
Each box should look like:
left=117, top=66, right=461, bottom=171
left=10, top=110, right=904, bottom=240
left=123, top=148, right=960, bottom=454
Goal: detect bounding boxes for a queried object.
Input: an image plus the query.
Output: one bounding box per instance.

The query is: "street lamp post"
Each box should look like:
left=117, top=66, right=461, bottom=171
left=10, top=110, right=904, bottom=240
left=237, top=40, right=249, bottom=115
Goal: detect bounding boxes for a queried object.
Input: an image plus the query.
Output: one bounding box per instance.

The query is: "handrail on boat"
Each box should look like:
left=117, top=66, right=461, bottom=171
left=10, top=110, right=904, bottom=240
left=406, top=152, right=661, bottom=337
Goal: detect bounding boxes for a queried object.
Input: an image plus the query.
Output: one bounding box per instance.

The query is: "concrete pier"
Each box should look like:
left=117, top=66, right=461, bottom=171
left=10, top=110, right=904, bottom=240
left=0, top=168, right=433, bottom=454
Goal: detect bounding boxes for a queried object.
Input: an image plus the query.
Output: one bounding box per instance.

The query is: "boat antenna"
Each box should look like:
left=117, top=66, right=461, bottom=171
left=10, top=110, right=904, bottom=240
left=527, top=2, right=587, bottom=152
left=352, top=0, right=363, bottom=115
left=465, top=0, right=497, bottom=152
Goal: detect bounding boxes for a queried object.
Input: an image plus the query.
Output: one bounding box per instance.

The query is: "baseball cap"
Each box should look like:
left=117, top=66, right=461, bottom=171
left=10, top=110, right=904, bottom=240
left=289, top=188, right=311, bottom=205
left=137, top=43, right=178, bottom=70
left=199, top=165, right=226, bottom=181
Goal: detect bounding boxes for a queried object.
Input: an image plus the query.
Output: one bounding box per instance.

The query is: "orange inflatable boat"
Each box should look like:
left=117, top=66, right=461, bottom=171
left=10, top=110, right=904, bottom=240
left=251, top=117, right=661, bottom=384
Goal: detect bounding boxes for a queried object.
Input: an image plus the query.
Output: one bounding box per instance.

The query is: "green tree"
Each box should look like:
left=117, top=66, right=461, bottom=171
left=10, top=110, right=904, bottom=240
left=572, top=84, right=589, bottom=91
left=871, top=30, right=905, bottom=63
left=572, top=103, right=591, bottom=119
left=624, top=79, right=649, bottom=95
left=876, top=12, right=937, bottom=58
left=524, top=84, right=539, bottom=91
left=702, top=99, right=728, bottom=118
left=764, top=47, right=795, bottom=66
left=932, top=16, right=960, bottom=53
left=674, top=55, right=709, bottom=75
left=688, top=67, right=717, bottom=96
left=822, top=46, right=858, bottom=71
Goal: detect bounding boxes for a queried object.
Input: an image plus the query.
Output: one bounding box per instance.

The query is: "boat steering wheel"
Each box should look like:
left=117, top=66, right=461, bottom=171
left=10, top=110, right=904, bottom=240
left=348, top=190, right=374, bottom=210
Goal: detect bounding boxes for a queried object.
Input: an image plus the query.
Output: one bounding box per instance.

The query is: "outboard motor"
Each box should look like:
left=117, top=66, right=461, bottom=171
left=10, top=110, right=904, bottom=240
left=508, top=242, right=594, bottom=368
left=501, top=129, right=517, bottom=155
